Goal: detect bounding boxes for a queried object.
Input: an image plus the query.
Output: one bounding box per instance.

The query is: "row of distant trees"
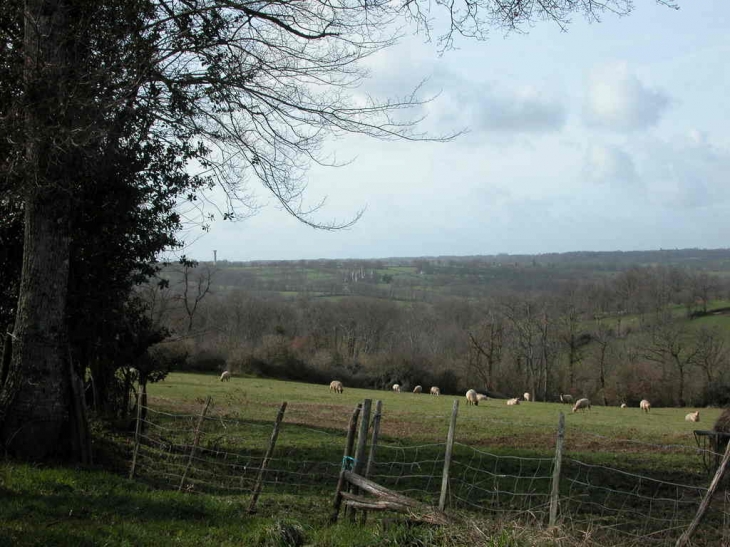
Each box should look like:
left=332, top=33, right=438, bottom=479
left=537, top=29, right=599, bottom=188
left=149, top=263, right=730, bottom=407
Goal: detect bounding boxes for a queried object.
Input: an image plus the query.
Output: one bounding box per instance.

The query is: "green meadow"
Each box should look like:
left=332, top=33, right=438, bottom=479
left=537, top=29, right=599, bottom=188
left=1, top=372, right=725, bottom=546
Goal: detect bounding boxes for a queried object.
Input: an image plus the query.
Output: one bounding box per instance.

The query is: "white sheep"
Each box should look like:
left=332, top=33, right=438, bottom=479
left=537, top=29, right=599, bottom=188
left=506, top=398, right=520, bottom=406
left=572, top=398, right=591, bottom=413
left=392, top=384, right=401, bottom=393
left=523, top=392, right=531, bottom=402
left=329, top=380, right=344, bottom=394
left=466, top=389, right=479, bottom=406
left=685, top=411, right=700, bottom=423
left=219, top=371, right=231, bottom=382
left=640, top=399, right=651, bottom=413
left=430, top=386, right=440, bottom=396
left=560, top=394, right=573, bottom=405
left=620, top=403, right=627, bottom=409
left=413, top=385, right=423, bottom=394
left=476, top=393, right=489, bottom=402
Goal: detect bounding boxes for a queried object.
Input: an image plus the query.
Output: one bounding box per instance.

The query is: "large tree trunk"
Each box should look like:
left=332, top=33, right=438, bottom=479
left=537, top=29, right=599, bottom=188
left=0, top=0, right=77, bottom=460
left=0, top=191, right=73, bottom=459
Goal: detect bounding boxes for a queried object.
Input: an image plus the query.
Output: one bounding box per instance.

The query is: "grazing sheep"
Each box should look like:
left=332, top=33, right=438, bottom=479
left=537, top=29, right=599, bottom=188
left=392, top=384, right=401, bottom=393
left=219, top=371, right=231, bottom=382
left=560, top=394, right=573, bottom=405
left=640, top=399, right=651, bottom=413
left=476, top=394, right=489, bottom=402
left=413, top=385, right=423, bottom=394
left=572, top=398, right=591, bottom=413
left=506, top=398, right=520, bottom=406
left=620, top=403, right=627, bottom=409
left=430, top=386, right=440, bottom=396
left=523, top=392, right=531, bottom=402
left=685, top=411, right=700, bottom=423
left=329, top=380, right=344, bottom=394
left=466, top=389, right=479, bottom=406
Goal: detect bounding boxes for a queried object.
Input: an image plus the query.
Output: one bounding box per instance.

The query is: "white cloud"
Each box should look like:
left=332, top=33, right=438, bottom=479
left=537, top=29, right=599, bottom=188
left=583, top=62, right=669, bottom=131
left=432, top=83, right=567, bottom=135
left=640, top=134, right=730, bottom=209
left=583, top=144, right=638, bottom=186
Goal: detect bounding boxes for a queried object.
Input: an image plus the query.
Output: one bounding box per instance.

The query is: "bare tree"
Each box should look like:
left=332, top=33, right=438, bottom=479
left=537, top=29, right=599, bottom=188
left=179, top=262, right=216, bottom=334
left=693, top=326, right=728, bottom=388
left=467, top=309, right=504, bottom=392
left=503, top=297, right=540, bottom=401
left=592, top=318, right=614, bottom=406
left=644, top=315, right=699, bottom=406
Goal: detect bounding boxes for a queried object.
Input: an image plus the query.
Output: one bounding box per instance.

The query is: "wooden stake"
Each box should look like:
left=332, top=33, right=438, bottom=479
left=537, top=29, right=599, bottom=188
left=248, top=401, right=287, bottom=514
left=676, top=439, right=730, bottom=547
left=549, top=412, right=565, bottom=528
left=439, top=400, right=459, bottom=511
left=129, top=391, right=143, bottom=480
left=365, top=400, right=382, bottom=480
left=361, top=400, right=383, bottom=525
left=178, top=396, right=211, bottom=492
left=348, top=399, right=372, bottom=521
left=330, top=403, right=361, bottom=524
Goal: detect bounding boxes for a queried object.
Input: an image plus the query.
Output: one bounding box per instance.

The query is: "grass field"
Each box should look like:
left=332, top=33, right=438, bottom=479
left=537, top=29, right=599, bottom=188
left=1, top=372, right=726, bottom=546
left=149, top=373, right=720, bottom=462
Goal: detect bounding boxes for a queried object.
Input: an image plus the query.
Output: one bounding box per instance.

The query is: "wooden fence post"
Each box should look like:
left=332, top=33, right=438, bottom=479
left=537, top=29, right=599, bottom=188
left=361, top=400, right=383, bottom=524
left=129, top=392, right=144, bottom=480
left=178, top=396, right=212, bottom=492
left=330, top=403, right=362, bottom=523
left=676, top=439, right=730, bottom=547
left=348, top=399, right=372, bottom=521
left=248, top=401, right=287, bottom=514
left=439, top=400, right=459, bottom=512
left=549, top=412, right=565, bottom=528
left=365, top=400, right=383, bottom=480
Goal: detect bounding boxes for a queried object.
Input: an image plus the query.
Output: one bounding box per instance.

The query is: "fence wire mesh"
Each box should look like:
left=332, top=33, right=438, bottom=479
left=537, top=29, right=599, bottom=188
left=130, top=402, right=730, bottom=546
left=134, top=406, right=344, bottom=496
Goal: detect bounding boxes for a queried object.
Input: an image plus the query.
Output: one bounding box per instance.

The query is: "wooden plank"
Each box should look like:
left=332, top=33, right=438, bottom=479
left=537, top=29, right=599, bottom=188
left=343, top=471, right=424, bottom=509
left=439, top=400, right=459, bottom=511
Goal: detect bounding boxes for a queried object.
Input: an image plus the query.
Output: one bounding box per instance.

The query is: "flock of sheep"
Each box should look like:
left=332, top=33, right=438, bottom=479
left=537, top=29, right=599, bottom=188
left=220, top=371, right=703, bottom=423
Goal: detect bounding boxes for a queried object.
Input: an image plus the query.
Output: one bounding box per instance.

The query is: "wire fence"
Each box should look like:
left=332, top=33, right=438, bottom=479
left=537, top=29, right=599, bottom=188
left=133, top=405, right=344, bottom=498
left=129, top=399, right=730, bottom=546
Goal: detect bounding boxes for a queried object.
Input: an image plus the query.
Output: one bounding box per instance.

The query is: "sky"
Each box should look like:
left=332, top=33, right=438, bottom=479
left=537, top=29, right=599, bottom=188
left=182, top=1, right=730, bottom=262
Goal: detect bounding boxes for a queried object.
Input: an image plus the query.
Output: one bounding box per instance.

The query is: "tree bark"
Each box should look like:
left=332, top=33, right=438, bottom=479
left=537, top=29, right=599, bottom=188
left=0, top=191, right=73, bottom=459
left=0, top=0, right=76, bottom=460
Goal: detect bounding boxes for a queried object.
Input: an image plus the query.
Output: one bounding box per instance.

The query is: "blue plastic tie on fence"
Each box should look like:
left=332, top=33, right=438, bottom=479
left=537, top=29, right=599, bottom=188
left=342, top=456, right=356, bottom=470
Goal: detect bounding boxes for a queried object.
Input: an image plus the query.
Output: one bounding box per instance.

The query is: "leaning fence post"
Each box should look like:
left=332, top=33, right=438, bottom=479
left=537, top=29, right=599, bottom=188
left=348, top=399, right=372, bottom=521
left=549, top=412, right=565, bottom=528
left=361, top=400, right=383, bottom=524
left=129, top=392, right=144, bottom=480
left=330, top=403, right=362, bottom=524
left=178, top=396, right=212, bottom=492
left=675, top=438, right=730, bottom=547
left=248, top=401, right=287, bottom=514
left=439, top=400, right=459, bottom=512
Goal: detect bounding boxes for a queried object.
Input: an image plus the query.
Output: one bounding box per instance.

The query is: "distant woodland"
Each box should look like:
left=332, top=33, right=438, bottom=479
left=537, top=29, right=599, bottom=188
left=140, top=248, right=730, bottom=407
